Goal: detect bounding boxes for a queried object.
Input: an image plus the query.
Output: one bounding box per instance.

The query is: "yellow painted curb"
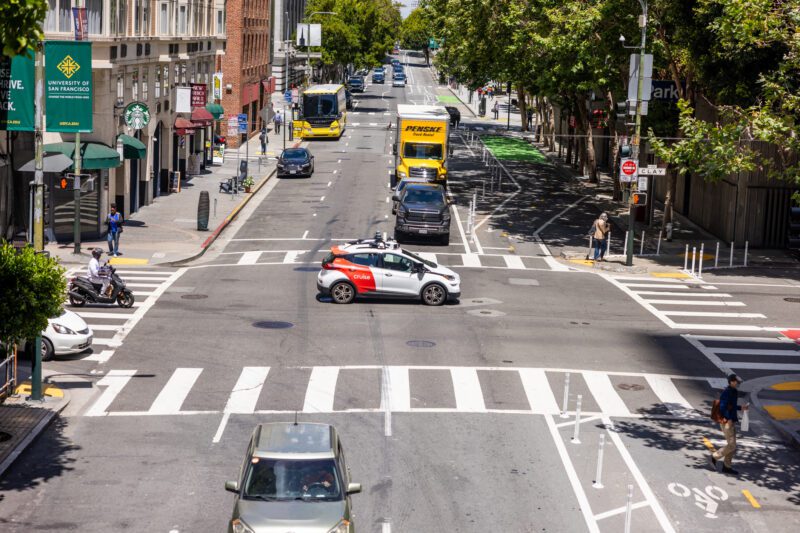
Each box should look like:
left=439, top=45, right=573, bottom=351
left=702, top=436, right=716, bottom=452
left=675, top=252, right=714, bottom=261
left=108, top=257, right=149, bottom=265
left=771, top=381, right=800, bottom=391
left=764, top=404, right=800, bottom=420
left=569, top=259, right=596, bottom=266
left=741, top=490, right=761, bottom=509
left=15, top=382, right=64, bottom=398
left=651, top=272, right=691, bottom=279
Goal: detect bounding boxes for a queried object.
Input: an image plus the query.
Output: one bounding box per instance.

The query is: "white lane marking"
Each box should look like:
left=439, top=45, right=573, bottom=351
left=90, top=338, right=122, bottom=347
left=282, top=251, right=300, bottom=264
left=382, top=366, right=410, bottom=413
left=225, top=367, right=270, bottom=414
left=320, top=195, right=326, bottom=202
left=535, top=236, right=570, bottom=272
left=719, top=347, right=800, bottom=356
left=544, top=415, right=601, bottom=533
left=212, top=413, right=231, bottom=443
left=583, top=371, right=632, bottom=417
left=451, top=203, right=471, bottom=254
left=682, top=335, right=732, bottom=375
left=333, top=170, right=338, bottom=175
left=594, top=501, right=650, bottom=521
left=519, top=368, right=560, bottom=414
left=303, top=367, right=339, bottom=413
left=382, top=522, right=391, bottom=533
left=85, top=370, right=136, bottom=416
left=728, top=361, right=800, bottom=370
left=337, top=159, right=341, bottom=163
left=450, top=368, right=486, bottom=412
left=75, top=311, right=135, bottom=320
left=461, top=254, right=481, bottom=267
left=532, top=195, right=591, bottom=237
left=114, top=276, right=176, bottom=281
left=645, top=374, right=695, bottom=418
left=125, top=282, right=164, bottom=288
left=385, top=196, right=390, bottom=203
left=634, top=291, right=732, bottom=297
left=602, top=274, right=677, bottom=328
left=415, top=252, right=437, bottom=264
left=313, top=213, right=317, bottom=217
left=237, top=251, right=262, bottom=265
left=86, top=324, right=123, bottom=331
left=327, top=181, right=332, bottom=187
left=691, top=334, right=794, bottom=343
left=662, top=310, right=766, bottom=318
left=643, top=299, right=746, bottom=306
left=503, top=255, right=526, bottom=270
left=148, top=368, right=203, bottom=415
left=83, top=350, right=115, bottom=363
left=302, top=230, right=309, bottom=239
left=622, top=283, right=690, bottom=289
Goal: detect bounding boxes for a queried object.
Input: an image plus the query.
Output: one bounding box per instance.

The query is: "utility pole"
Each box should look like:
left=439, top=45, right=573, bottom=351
left=72, top=0, right=83, bottom=255
left=31, top=43, right=45, bottom=402
left=626, top=0, right=647, bottom=267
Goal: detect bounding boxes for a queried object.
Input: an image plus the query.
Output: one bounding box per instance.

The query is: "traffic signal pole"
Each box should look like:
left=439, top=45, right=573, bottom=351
left=626, top=0, right=648, bottom=267
left=73, top=0, right=83, bottom=255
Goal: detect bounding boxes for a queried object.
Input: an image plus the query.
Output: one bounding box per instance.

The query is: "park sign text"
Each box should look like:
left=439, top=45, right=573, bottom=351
left=0, top=52, right=35, bottom=131
left=45, top=41, right=93, bottom=132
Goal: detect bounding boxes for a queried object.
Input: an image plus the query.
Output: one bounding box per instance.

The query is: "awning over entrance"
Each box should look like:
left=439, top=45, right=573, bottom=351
left=205, top=102, right=224, bottom=119
left=43, top=142, right=121, bottom=170
left=117, top=134, right=146, bottom=159
left=191, top=107, right=214, bottom=124
left=174, top=117, right=198, bottom=135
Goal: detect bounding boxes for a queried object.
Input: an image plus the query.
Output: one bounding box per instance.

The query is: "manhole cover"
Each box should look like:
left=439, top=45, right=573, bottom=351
left=467, top=309, right=507, bottom=317
left=617, top=383, right=645, bottom=391
left=294, top=266, right=318, bottom=272
left=0, top=431, right=12, bottom=443
left=253, top=321, right=294, bottom=329
left=406, top=340, right=436, bottom=348
left=785, top=297, right=800, bottom=303
left=181, top=294, right=208, bottom=300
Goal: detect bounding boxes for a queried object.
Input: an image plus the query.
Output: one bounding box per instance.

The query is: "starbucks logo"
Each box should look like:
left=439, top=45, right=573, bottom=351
left=124, top=102, right=151, bottom=130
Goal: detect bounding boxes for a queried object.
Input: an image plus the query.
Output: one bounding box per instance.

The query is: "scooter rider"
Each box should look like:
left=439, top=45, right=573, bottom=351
left=88, top=248, right=113, bottom=297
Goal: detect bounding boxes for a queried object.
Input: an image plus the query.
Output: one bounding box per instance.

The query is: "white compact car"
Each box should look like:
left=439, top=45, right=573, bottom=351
left=317, top=235, right=460, bottom=305
left=22, top=309, right=93, bottom=361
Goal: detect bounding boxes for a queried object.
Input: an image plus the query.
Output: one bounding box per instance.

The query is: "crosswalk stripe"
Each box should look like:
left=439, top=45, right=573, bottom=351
left=283, top=251, right=300, bottom=264
left=662, top=311, right=766, bottom=318
left=85, top=370, right=136, bottom=416
left=116, top=276, right=176, bottom=281
left=149, top=368, right=203, bottom=415
left=415, top=252, right=437, bottom=264
left=503, top=255, right=526, bottom=270
left=82, top=349, right=114, bottom=363
left=91, top=338, right=122, bottom=346
left=303, top=367, right=339, bottom=413
left=224, top=367, right=270, bottom=414
left=461, top=254, right=481, bottom=267
left=642, top=299, right=746, bottom=306
left=126, top=283, right=164, bottom=288
left=87, top=324, right=123, bottom=331
left=710, top=348, right=800, bottom=357
left=645, top=375, right=695, bottom=417
left=689, top=335, right=794, bottom=343
left=634, top=291, right=732, bottom=297
left=583, top=371, right=632, bottom=417
left=727, top=362, right=800, bottom=371
left=450, top=368, right=486, bottom=412
left=75, top=311, right=135, bottom=319
left=383, top=366, right=410, bottom=412
left=238, top=251, right=262, bottom=265
left=623, top=283, right=690, bottom=289
left=519, top=368, right=559, bottom=414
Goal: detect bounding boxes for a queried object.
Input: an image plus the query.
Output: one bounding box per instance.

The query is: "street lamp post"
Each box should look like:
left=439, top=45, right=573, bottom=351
left=302, top=11, right=337, bottom=86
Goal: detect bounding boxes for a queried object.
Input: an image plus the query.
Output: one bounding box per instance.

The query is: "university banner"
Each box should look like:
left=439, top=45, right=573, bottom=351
left=0, top=52, right=35, bottom=131
left=45, top=41, right=93, bottom=132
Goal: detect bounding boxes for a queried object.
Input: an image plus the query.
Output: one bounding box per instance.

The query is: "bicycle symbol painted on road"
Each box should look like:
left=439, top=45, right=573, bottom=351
left=668, top=482, right=728, bottom=518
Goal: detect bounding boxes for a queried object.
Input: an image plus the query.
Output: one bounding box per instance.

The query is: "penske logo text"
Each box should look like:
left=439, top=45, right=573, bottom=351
left=404, top=126, right=442, bottom=133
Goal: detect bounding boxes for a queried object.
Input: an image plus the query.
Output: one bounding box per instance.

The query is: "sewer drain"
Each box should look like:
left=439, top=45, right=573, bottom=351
left=406, top=340, right=436, bottom=348
left=181, top=294, right=208, bottom=300
left=617, top=383, right=645, bottom=391
left=785, top=297, right=800, bottom=303
left=253, top=321, right=294, bottom=329
left=294, top=266, right=318, bottom=272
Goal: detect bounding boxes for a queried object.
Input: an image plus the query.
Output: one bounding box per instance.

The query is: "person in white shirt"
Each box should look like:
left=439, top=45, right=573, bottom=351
left=88, top=248, right=111, bottom=296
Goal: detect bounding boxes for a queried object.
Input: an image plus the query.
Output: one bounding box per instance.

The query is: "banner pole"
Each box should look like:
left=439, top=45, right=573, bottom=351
left=33, top=45, right=44, bottom=252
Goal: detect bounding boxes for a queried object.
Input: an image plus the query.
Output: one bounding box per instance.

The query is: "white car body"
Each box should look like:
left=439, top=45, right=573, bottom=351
left=23, top=309, right=93, bottom=358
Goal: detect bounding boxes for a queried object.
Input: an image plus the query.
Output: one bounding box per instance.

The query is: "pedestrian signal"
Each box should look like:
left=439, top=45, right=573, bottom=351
left=631, top=192, right=647, bottom=205
left=57, top=176, right=74, bottom=190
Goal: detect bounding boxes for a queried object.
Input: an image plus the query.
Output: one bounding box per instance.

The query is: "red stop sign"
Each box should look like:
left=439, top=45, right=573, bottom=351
left=621, top=160, right=637, bottom=175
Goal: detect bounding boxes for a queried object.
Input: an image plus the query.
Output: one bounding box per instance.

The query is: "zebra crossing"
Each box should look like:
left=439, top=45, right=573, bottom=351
left=683, top=333, right=800, bottom=380
left=63, top=266, right=185, bottom=363
left=83, top=365, right=720, bottom=419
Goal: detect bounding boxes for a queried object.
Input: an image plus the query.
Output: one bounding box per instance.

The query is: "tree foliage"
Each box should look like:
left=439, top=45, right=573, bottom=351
left=0, top=0, right=47, bottom=58
left=400, top=8, right=431, bottom=50
left=0, top=243, right=66, bottom=352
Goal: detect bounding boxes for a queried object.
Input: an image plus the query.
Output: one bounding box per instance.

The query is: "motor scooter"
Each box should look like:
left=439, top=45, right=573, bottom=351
left=68, top=264, right=135, bottom=308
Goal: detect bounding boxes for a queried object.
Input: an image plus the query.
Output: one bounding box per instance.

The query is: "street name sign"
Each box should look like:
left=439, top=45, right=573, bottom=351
left=639, top=166, right=667, bottom=176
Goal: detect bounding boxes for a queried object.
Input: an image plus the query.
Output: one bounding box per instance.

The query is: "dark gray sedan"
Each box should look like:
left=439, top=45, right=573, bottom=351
left=277, top=148, right=315, bottom=178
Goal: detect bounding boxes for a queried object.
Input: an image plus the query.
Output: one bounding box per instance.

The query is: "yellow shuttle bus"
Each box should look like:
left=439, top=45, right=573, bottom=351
left=293, top=84, right=347, bottom=139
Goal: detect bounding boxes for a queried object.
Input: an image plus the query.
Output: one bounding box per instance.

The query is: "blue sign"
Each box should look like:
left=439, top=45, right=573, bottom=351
left=650, top=80, right=682, bottom=102
left=284, top=90, right=292, bottom=103
left=237, top=113, right=248, bottom=133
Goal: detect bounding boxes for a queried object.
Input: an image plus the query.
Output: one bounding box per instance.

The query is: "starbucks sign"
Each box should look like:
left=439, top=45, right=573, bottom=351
left=124, top=101, right=150, bottom=130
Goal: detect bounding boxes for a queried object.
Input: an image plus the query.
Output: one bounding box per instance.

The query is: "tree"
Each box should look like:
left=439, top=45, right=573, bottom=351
left=0, top=0, right=48, bottom=57
left=0, top=243, right=66, bottom=358
left=400, top=8, right=432, bottom=50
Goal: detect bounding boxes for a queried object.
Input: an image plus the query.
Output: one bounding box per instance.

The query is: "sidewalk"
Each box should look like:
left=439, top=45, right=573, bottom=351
left=45, top=125, right=295, bottom=267
left=744, top=372, right=800, bottom=449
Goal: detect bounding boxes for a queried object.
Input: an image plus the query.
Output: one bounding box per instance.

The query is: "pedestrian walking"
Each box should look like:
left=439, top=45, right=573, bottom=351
left=590, top=212, right=610, bottom=261
left=492, top=102, right=499, bottom=120
left=710, top=374, right=749, bottom=475
left=274, top=110, right=282, bottom=135
left=106, top=203, right=123, bottom=257
left=259, top=127, right=267, bottom=155
left=527, top=108, right=533, bottom=130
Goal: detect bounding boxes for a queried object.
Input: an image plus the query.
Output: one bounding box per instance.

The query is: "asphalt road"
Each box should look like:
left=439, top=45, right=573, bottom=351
left=2, top=51, right=799, bottom=533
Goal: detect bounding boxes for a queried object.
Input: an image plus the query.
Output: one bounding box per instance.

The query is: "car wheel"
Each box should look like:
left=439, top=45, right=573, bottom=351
left=331, top=282, right=356, bottom=304
left=41, top=337, right=55, bottom=361
left=440, top=234, right=450, bottom=246
left=421, top=283, right=447, bottom=306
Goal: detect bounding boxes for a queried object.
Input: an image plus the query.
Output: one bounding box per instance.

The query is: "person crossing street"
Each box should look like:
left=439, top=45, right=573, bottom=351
left=274, top=111, right=282, bottom=135
left=710, top=374, right=749, bottom=475
left=106, top=204, right=123, bottom=257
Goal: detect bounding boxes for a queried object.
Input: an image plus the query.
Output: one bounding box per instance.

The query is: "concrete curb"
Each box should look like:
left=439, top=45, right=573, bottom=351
left=0, top=392, right=71, bottom=478
left=744, top=374, right=800, bottom=451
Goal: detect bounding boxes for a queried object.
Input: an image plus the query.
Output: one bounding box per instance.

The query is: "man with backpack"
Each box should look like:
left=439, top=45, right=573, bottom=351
left=710, top=374, right=749, bottom=475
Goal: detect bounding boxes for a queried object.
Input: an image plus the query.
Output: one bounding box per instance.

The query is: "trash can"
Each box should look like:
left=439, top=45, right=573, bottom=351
left=197, top=190, right=210, bottom=231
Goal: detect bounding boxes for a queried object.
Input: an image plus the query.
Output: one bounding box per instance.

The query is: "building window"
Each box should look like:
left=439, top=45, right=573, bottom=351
left=44, top=0, right=57, bottom=32
left=116, top=0, right=128, bottom=36
left=155, top=68, right=161, bottom=98
left=117, top=75, right=124, bottom=101
left=131, top=68, right=139, bottom=101
left=160, top=3, right=168, bottom=34
left=135, top=0, right=141, bottom=34
left=86, top=0, right=103, bottom=35
left=142, top=0, right=150, bottom=35
left=179, top=5, right=187, bottom=34
left=163, top=65, right=169, bottom=89
left=142, top=70, right=149, bottom=101
left=58, top=0, right=72, bottom=32
left=180, top=63, right=187, bottom=84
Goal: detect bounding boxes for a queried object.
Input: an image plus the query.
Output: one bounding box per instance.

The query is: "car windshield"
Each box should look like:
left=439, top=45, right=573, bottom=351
left=282, top=149, right=308, bottom=161
left=348, top=77, right=363, bottom=84
left=403, top=187, right=444, bottom=204
left=302, top=94, right=339, bottom=118
left=403, top=250, right=437, bottom=268
left=243, top=458, right=343, bottom=502
left=404, top=143, right=442, bottom=160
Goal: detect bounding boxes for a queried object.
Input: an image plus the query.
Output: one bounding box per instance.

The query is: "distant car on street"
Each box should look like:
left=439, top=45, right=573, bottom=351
left=277, top=148, right=315, bottom=178
left=392, top=72, right=406, bottom=87
left=21, top=309, right=93, bottom=361
left=346, top=75, right=365, bottom=93
left=225, top=422, right=362, bottom=533
left=372, top=70, right=385, bottom=83
left=392, top=177, right=431, bottom=213
left=394, top=183, right=451, bottom=245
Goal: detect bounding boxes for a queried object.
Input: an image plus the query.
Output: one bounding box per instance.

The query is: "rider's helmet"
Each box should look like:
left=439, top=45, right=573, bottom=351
left=92, top=248, right=103, bottom=259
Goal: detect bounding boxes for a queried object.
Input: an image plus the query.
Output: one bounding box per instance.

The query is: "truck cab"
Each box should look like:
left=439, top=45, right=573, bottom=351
left=393, top=105, right=450, bottom=187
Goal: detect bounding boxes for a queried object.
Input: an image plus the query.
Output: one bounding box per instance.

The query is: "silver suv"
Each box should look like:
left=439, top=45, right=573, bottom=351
left=225, top=422, right=361, bottom=533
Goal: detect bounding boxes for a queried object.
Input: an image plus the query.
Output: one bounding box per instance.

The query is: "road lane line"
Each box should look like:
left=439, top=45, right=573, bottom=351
left=225, top=367, right=270, bottom=413
left=237, top=251, right=262, bottom=265
left=85, top=370, right=136, bottom=416
left=662, top=311, right=766, bottom=318
left=503, top=255, right=526, bottom=270
left=148, top=368, right=203, bottom=415
left=642, top=299, right=745, bottom=306
left=519, top=368, right=560, bottom=414
left=327, top=181, right=332, bottom=187
left=83, top=350, right=115, bottom=363
left=727, top=362, right=800, bottom=370
left=603, top=274, right=678, bottom=328
left=635, top=291, right=732, bottom=297
left=583, top=371, right=632, bottom=417
left=742, top=490, right=761, bottom=508
left=535, top=236, right=570, bottom=272
left=691, top=334, right=793, bottom=343
left=75, top=311, right=135, bottom=320
left=532, top=195, right=591, bottom=237
left=711, top=348, right=800, bottom=356
left=415, top=252, right=437, bottom=264
left=282, top=251, right=300, bottom=264
left=645, top=374, right=695, bottom=418
left=450, top=368, right=486, bottom=412
left=460, top=254, right=481, bottom=267
left=594, top=501, right=650, bottom=521
left=622, top=283, right=690, bottom=289
left=320, top=195, right=326, bottom=202
left=451, top=203, right=471, bottom=254
left=302, top=230, right=309, bottom=239
left=303, top=367, right=339, bottom=413
left=124, top=282, right=164, bottom=288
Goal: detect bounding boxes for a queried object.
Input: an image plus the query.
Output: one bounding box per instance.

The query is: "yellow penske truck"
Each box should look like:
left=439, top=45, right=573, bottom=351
left=392, top=105, right=450, bottom=187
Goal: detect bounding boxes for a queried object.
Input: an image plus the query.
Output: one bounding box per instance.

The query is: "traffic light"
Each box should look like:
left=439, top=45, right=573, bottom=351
left=620, top=144, right=632, bottom=158
left=56, top=176, right=75, bottom=190
left=631, top=192, right=647, bottom=205
left=506, top=82, right=512, bottom=94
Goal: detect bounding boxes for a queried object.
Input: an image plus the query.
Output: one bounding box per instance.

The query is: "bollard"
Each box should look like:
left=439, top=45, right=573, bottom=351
left=623, top=231, right=629, bottom=255
left=639, top=231, right=645, bottom=255
left=699, top=243, right=705, bottom=275
left=588, top=236, right=594, bottom=261
left=683, top=244, right=689, bottom=270
left=482, top=180, right=486, bottom=200
left=744, top=240, right=749, bottom=267
left=606, top=231, right=611, bottom=257
left=560, top=373, right=571, bottom=419
left=571, top=394, right=583, bottom=444
left=714, top=241, right=720, bottom=268
left=213, top=197, right=217, bottom=218
left=592, top=433, right=605, bottom=489
left=656, top=231, right=662, bottom=255
left=691, top=246, right=697, bottom=274
left=623, top=484, right=634, bottom=533
left=729, top=242, right=734, bottom=267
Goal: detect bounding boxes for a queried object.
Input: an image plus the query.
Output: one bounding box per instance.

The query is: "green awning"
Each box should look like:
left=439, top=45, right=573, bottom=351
left=44, top=142, right=121, bottom=170
left=117, top=134, right=146, bottom=159
left=205, top=102, right=224, bottom=119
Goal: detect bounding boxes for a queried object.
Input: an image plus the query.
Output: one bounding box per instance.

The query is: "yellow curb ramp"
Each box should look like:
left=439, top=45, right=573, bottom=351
left=651, top=272, right=691, bottom=279
left=14, top=382, right=64, bottom=398
left=569, top=259, right=596, bottom=266
left=763, top=404, right=800, bottom=420
left=108, top=257, right=149, bottom=266
left=771, top=381, right=800, bottom=391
